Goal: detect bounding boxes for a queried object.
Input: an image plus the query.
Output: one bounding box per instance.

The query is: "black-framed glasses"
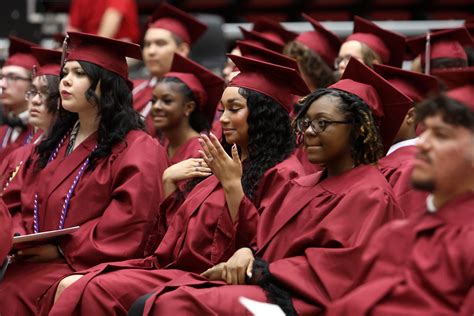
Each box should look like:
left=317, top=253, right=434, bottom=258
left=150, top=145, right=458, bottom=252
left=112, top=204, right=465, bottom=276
left=0, top=74, right=31, bottom=85
left=25, top=90, right=48, bottom=101
left=296, top=118, right=352, bottom=134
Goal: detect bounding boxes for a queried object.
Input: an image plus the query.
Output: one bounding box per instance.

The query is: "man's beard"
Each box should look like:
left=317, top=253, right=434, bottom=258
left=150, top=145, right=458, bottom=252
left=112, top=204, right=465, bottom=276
left=411, top=178, right=436, bottom=192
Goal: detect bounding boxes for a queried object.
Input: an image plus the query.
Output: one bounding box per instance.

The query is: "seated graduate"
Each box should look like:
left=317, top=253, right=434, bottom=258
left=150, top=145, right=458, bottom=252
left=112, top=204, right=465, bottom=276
left=1, top=48, right=62, bottom=234
left=150, top=53, right=224, bottom=166
left=374, top=64, right=440, bottom=217
left=0, top=37, right=36, bottom=160
left=327, top=69, right=474, bottom=315
left=0, top=32, right=169, bottom=315
left=122, top=58, right=409, bottom=316
left=132, top=3, right=207, bottom=135
left=37, top=54, right=308, bottom=316
left=336, top=16, right=405, bottom=77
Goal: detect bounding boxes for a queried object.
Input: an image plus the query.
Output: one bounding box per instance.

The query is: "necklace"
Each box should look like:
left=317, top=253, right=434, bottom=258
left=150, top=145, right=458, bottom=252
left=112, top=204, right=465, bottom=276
left=32, top=130, right=96, bottom=233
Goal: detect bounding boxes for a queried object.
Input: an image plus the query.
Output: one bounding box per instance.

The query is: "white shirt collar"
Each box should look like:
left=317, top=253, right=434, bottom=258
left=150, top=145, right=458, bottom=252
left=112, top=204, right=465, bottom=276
left=386, top=138, right=418, bottom=156
left=17, top=110, right=30, bottom=125
left=426, top=194, right=437, bottom=213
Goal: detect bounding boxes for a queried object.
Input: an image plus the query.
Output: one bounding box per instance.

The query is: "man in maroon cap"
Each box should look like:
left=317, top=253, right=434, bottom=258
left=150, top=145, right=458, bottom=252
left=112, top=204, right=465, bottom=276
left=327, top=69, right=474, bottom=315
left=0, top=36, right=36, bottom=160
left=407, top=27, right=473, bottom=74
left=336, top=16, right=405, bottom=77
left=133, top=3, right=208, bottom=136
left=374, top=64, right=440, bottom=217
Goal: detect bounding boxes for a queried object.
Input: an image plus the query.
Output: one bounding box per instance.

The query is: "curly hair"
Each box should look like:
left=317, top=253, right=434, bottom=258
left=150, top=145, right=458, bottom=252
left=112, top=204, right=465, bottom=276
left=155, top=77, right=210, bottom=133
left=33, top=61, right=145, bottom=170
left=294, top=88, right=384, bottom=166
left=185, top=87, right=296, bottom=201
left=284, top=41, right=336, bottom=90
left=416, top=93, right=474, bottom=131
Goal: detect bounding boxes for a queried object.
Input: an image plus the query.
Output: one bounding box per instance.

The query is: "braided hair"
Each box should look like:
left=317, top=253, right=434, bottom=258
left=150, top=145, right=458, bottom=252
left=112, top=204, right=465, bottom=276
left=294, top=88, right=383, bottom=166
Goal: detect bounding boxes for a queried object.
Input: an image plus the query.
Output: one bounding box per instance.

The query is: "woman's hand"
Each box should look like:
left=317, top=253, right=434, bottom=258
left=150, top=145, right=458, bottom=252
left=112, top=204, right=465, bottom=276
left=54, top=274, right=84, bottom=303
left=14, top=244, right=60, bottom=263
left=201, top=247, right=254, bottom=285
left=162, top=158, right=212, bottom=198
left=199, top=133, right=242, bottom=190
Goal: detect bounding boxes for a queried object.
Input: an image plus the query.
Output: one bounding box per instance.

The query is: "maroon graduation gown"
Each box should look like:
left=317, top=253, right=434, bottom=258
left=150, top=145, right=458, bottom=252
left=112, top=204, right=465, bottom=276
left=0, top=130, right=168, bottom=315
left=0, top=124, right=33, bottom=161
left=292, top=145, right=323, bottom=175
left=167, top=137, right=201, bottom=165
left=378, top=145, right=427, bottom=217
left=326, top=191, right=474, bottom=316
left=38, top=155, right=305, bottom=316
left=137, top=164, right=404, bottom=316
left=0, top=199, right=12, bottom=263
left=132, top=78, right=156, bottom=136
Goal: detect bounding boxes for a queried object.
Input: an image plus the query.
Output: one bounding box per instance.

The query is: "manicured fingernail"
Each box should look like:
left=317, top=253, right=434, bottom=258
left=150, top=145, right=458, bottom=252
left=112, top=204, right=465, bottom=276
left=247, top=271, right=252, bottom=278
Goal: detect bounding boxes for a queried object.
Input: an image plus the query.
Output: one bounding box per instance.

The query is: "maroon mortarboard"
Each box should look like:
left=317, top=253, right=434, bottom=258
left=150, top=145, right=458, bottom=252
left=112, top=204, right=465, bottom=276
left=148, top=3, right=207, bottom=45
left=373, top=64, right=439, bottom=103
left=164, top=53, right=225, bottom=124
left=5, top=36, right=37, bottom=70
left=228, top=54, right=310, bottom=113
left=31, top=48, right=62, bottom=77
left=330, top=58, right=412, bottom=152
left=239, top=27, right=285, bottom=53
left=295, top=13, right=342, bottom=67
left=64, top=32, right=142, bottom=80
left=236, top=41, right=298, bottom=71
left=447, top=85, right=474, bottom=111
left=406, top=27, right=473, bottom=72
left=345, top=16, right=406, bottom=68
left=432, top=67, right=474, bottom=90
left=53, top=32, right=66, bottom=45
left=252, top=18, right=298, bottom=45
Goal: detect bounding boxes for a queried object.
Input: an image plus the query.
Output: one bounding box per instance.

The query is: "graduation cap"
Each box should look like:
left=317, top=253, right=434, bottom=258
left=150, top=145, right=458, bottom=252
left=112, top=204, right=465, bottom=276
left=295, top=13, right=342, bottom=67
left=432, top=67, right=474, bottom=90
left=4, top=36, right=37, bottom=70
left=447, top=85, right=474, bottom=112
left=406, top=27, right=473, bottom=73
left=31, top=48, right=62, bottom=77
left=373, top=64, right=439, bottom=103
left=239, top=27, right=285, bottom=53
left=164, top=53, right=225, bottom=125
left=345, top=16, right=406, bottom=68
left=431, top=67, right=474, bottom=111
left=148, top=3, right=207, bottom=45
left=227, top=54, right=310, bottom=113
left=64, top=32, right=142, bottom=81
left=252, top=17, right=298, bottom=45
left=236, top=41, right=298, bottom=71
left=330, top=58, right=412, bottom=152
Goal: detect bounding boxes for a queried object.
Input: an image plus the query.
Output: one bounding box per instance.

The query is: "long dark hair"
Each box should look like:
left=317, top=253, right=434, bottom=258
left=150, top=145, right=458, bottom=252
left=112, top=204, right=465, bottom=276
left=186, top=87, right=296, bottom=201
left=295, top=88, right=383, bottom=166
left=155, top=77, right=210, bottom=133
left=33, top=61, right=145, bottom=170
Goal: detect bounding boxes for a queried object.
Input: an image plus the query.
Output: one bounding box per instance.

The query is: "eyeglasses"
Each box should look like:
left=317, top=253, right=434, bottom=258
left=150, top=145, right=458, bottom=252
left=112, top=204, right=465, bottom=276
left=0, top=74, right=31, bottom=85
left=334, top=55, right=364, bottom=70
left=296, top=118, right=352, bottom=134
left=25, top=90, right=49, bottom=101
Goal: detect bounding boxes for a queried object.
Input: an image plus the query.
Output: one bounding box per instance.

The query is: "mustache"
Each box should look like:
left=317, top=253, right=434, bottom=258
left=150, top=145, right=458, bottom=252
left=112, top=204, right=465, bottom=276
left=415, top=151, right=432, bottom=164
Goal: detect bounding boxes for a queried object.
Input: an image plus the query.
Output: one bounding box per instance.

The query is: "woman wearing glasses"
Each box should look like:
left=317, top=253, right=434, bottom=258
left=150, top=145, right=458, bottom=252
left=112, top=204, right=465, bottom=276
left=0, top=32, right=168, bottom=315
left=0, top=36, right=36, bottom=160
left=126, top=58, right=409, bottom=316
left=0, top=48, right=62, bottom=239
